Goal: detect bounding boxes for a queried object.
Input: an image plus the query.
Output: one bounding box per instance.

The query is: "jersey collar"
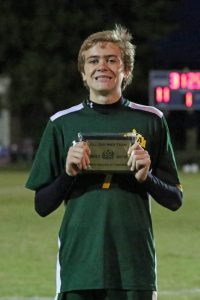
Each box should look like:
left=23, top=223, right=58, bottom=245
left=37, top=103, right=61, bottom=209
left=84, top=97, right=126, bottom=112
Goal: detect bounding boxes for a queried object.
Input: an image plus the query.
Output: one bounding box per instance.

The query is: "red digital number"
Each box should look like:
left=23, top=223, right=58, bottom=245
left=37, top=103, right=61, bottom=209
left=187, top=72, right=200, bottom=89
left=185, top=92, right=193, bottom=108
left=169, top=72, right=200, bottom=90
left=169, top=72, right=180, bottom=89
left=180, top=73, right=187, bottom=89
left=155, top=87, right=170, bottom=103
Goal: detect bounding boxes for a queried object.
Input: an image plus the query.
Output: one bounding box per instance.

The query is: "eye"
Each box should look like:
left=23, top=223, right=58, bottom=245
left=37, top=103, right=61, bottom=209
left=107, top=57, right=118, bottom=63
left=88, top=59, right=99, bottom=64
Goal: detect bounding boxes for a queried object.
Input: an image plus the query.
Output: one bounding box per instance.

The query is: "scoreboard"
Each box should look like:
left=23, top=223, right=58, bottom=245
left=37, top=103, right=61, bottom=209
left=149, top=70, right=200, bottom=110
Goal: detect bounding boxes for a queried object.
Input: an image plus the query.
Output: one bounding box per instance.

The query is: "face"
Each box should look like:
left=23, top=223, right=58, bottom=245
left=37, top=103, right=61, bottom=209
left=81, top=42, right=128, bottom=103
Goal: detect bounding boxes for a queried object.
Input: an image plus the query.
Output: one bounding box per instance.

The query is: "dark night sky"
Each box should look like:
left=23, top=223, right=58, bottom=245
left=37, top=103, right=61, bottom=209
left=157, top=0, right=200, bottom=69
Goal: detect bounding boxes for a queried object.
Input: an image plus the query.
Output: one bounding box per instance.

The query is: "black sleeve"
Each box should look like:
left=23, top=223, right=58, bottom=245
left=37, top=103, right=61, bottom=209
left=142, top=172, right=183, bottom=211
left=35, top=173, right=75, bottom=217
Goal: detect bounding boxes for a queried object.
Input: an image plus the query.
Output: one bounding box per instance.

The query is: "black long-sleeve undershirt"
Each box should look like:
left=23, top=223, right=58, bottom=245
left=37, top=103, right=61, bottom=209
left=35, top=173, right=75, bottom=217
left=142, top=172, right=183, bottom=211
left=35, top=172, right=183, bottom=217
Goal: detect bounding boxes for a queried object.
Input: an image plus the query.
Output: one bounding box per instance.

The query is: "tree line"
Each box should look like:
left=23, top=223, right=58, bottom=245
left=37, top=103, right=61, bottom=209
left=0, top=0, right=179, bottom=141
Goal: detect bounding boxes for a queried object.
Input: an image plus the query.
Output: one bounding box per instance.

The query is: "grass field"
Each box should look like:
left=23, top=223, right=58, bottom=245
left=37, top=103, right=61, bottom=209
left=0, top=169, right=199, bottom=299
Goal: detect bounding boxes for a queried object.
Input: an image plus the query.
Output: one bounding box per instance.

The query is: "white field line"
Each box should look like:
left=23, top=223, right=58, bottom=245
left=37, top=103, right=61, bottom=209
left=160, top=288, right=200, bottom=295
left=1, top=289, right=200, bottom=299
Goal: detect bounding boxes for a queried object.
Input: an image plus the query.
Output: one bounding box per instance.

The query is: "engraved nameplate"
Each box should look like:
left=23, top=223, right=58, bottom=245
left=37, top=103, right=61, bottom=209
left=78, top=132, right=136, bottom=172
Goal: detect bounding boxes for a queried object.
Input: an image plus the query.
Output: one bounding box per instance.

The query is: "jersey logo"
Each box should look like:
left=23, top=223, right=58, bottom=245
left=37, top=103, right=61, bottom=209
left=132, top=129, right=147, bottom=148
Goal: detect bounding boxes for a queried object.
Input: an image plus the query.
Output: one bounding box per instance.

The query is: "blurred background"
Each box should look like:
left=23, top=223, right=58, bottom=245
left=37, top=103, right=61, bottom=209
left=0, top=0, right=200, bottom=169
left=0, top=1, right=200, bottom=299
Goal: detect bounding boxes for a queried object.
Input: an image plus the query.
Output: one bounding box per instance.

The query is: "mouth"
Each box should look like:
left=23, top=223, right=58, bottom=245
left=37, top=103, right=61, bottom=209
left=94, top=75, right=112, bottom=80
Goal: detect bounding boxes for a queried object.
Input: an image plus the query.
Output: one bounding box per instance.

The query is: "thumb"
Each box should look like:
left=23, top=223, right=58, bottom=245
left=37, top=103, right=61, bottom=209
left=128, top=142, right=141, bottom=155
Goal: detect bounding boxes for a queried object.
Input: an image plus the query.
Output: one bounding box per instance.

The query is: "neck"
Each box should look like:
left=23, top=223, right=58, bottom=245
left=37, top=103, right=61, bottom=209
left=86, top=97, right=124, bottom=110
left=89, top=91, right=122, bottom=105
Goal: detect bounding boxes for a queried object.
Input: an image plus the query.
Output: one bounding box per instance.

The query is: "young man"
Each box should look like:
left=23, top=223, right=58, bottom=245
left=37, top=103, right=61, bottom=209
left=26, top=25, right=183, bottom=300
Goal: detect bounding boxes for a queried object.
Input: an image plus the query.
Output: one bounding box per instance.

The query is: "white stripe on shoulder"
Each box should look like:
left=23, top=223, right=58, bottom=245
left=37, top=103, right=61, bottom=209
left=128, top=101, right=163, bottom=118
left=50, top=103, right=84, bottom=122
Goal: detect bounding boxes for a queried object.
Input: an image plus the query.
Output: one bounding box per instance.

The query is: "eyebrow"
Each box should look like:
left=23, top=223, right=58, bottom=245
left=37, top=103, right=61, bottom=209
left=85, top=55, right=119, bottom=61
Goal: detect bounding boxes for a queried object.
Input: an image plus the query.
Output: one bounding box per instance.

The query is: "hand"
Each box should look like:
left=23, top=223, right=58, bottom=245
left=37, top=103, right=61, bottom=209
left=66, top=141, right=91, bottom=176
left=127, top=142, right=151, bottom=182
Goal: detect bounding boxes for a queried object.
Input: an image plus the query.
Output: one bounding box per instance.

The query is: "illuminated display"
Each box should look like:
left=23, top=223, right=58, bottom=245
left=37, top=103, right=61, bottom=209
left=149, top=70, right=200, bottom=110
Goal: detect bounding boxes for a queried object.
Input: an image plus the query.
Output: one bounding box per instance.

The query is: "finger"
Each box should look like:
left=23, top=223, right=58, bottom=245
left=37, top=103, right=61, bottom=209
left=74, top=151, right=90, bottom=170
left=135, top=158, right=148, bottom=171
left=84, top=142, right=91, bottom=155
left=79, top=142, right=91, bottom=169
left=127, top=150, right=136, bottom=171
left=84, top=153, right=91, bottom=167
left=80, top=143, right=91, bottom=169
left=67, top=149, right=83, bottom=169
left=135, top=153, right=151, bottom=170
left=68, top=152, right=84, bottom=166
left=127, top=148, right=150, bottom=171
left=69, top=143, right=88, bottom=159
left=127, top=142, right=141, bottom=156
left=73, top=142, right=91, bottom=159
left=81, top=153, right=90, bottom=170
left=68, top=145, right=82, bottom=156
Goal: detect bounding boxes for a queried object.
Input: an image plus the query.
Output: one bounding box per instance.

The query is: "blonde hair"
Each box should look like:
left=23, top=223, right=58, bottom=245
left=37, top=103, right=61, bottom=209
left=78, top=24, right=136, bottom=90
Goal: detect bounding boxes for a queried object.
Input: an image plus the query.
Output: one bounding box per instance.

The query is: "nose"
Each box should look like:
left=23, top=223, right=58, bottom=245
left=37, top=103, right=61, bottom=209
left=97, top=58, right=108, bottom=71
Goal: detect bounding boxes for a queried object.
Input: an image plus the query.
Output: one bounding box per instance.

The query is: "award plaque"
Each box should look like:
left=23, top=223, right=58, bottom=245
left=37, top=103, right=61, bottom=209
left=78, top=132, right=136, bottom=172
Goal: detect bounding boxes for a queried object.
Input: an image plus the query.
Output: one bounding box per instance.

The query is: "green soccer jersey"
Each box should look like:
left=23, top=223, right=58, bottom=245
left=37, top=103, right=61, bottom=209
left=26, top=98, right=181, bottom=294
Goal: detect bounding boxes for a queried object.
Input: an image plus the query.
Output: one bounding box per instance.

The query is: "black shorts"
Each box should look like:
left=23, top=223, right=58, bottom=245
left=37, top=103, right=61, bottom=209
left=56, top=289, right=157, bottom=300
